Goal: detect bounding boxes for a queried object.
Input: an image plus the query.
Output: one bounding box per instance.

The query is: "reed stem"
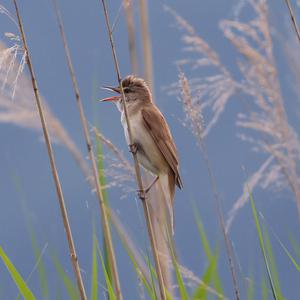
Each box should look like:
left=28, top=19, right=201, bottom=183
left=284, top=0, right=300, bottom=43
left=139, top=0, right=154, bottom=91
left=12, top=1, right=87, bottom=299
left=100, top=1, right=166, bottom=299
left=198, top=140, right=241, bottom=300
left=52, top=2, right=123, bottom=299
left=124, top=0, right=138, bottom=74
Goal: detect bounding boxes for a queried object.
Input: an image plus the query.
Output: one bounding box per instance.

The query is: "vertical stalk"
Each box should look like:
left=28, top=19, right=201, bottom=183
left=139, top=0, right=154, bottom=91
left=284, top=0, right=300, bottom=42
left=137, top=0, right=174, bottom=291
left=100, top=1, right=166, bottom=299
left=52, top=2, right=123, bottom=300
left=12, top=1, right=87, bottom=300
left=124, top=0, right=138, bottom=74
left=199, top=140, right=241, bottom=300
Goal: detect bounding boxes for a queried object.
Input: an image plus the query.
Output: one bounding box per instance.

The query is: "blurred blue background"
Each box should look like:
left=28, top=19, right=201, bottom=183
left=0, top=0, right=299, bottom=299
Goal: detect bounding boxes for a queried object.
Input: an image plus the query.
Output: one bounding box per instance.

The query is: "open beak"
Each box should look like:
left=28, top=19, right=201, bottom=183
left=98, top=86, right=121, bottom=102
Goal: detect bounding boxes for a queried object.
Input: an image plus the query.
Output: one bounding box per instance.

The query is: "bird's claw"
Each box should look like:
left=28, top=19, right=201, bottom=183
left=129, top=143, right=138, bottom=154
left=136, top=176, right=159, bottom=201
left=137, top=189, right=146, bottom=201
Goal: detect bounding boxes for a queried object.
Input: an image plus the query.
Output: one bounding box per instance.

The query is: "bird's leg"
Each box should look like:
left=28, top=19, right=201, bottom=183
left=137, top=176, right=159, bottom=199
left=145, top=176, right=159, bottom=193
left=129, top=143, right=138, bottom=154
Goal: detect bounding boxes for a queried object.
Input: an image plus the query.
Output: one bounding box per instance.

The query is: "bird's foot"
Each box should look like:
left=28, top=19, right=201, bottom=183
left=137, top=189, right=146, bottom=201
left=129, top=143, right=138, bottom=154
left=136, top=176, right=159, bottom=201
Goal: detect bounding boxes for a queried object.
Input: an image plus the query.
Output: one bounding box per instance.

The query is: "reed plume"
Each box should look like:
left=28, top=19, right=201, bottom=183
left=168, top=0, right=300, bottom=230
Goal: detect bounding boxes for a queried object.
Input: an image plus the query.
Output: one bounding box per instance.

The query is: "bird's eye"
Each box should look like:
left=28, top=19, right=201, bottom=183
left=123, top=87, right=130, bottom=93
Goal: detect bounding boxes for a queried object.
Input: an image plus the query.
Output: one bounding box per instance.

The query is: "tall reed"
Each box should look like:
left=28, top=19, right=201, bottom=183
left=139, top=0, right=154, bottom=91
left=284, top=0, right=300, bottom=42
left=179, top=71, right=241, bottom=300
left=100, top=0, right=167, bottom=298
left=124, top=0, right=138, bottom=75
left=12, top=1, right=87, bottom=299
left=52, top=1, right=123, bottom=299
left=133, top=0, right=173, bottom=291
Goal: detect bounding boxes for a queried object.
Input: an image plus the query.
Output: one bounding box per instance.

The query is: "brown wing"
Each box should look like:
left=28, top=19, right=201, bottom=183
left=141, top=106, right=183, bottom=189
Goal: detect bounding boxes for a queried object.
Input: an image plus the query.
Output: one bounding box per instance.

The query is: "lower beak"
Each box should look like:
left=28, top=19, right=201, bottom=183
left=98, top=85, right=121, bottom=102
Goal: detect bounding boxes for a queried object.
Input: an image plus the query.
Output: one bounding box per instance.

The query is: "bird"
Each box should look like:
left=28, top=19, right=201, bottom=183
left=100, top=75, right=183, bottom=233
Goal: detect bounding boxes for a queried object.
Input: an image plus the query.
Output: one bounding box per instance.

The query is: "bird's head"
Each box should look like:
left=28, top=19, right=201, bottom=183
left=99, top=75, right=151, bottom=109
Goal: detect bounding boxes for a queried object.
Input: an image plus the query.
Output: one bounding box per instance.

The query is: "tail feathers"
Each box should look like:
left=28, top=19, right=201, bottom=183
left=159, top=171, right=176, bottom=235
left=176, top=173, right=183, bottom=189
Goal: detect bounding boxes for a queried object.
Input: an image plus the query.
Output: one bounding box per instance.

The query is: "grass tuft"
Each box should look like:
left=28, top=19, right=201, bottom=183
left=0, top=246, right=36, bottom=300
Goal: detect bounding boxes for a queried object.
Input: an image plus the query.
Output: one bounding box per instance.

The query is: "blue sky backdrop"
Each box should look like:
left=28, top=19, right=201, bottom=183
left=0, top=0, right=300, bottom=299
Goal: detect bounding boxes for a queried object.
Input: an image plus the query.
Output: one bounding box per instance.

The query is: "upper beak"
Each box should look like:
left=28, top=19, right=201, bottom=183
left=98, top=86, right=121, bottom=102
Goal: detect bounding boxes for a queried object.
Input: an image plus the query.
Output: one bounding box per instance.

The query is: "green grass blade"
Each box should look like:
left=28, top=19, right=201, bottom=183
left=167, top=233, right=189, bottom=300
left=277, top=238, right=300, bottom=273
left=246, top=273, right=254, bottom=300
left=96, top=238, right=116, bottom=300
left=53, top=257, right=79, bottom=300
left=192, top=247, right=218, bottom=300
left=248, top=187, right=278, bottom=300
left=194, top=209, right=223, bottom=295
left=194, top=210, right=212, bottom=258
left=172, top=255, right=189, bottom=300
left=29, top=230, right=49, bottom=299
left=275, top=235, right=300, bottom=273
left=144, top=250, right=174, bottom=300
left=103, top=236, right=114, bottom=296
left=95, top=127, right=115, bottom=294
left=289, top=235, right=300, bottom=260
left=55, top=287, right=62, bottom=300
left=193, top=263, right=214, bottom=300
left=0, top=246, right=36, bottom=300
left=145, top=252, right=158, bottom=299
left=261, top=275, right=268, bottom=300
left=11, top=174, right=49, bottom=299
left=91, top=235, right=98, bottom=300
left=124, top=244, right=156, bottom=299
left=263, top=228, right=285, bottom=299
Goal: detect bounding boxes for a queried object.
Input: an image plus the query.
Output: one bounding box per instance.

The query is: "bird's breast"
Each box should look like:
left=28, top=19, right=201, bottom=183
left=120, top=111, right=168, bottom=175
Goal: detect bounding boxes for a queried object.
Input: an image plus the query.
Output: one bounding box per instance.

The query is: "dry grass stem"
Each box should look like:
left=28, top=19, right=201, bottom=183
left=178, top=70, right=241, bottom=300
left=139, top=0, right=153, bottom=91
left=137, top=1, right=173, bottom=291
left=12, top=1, right=88, bottom=299
left=284, top=0, right=300, bottom=42
left=52, top=2, right=123, bottom=299
left=100, top=0, right=167, bottom=298
left=124, top=0, right=138, bottom=74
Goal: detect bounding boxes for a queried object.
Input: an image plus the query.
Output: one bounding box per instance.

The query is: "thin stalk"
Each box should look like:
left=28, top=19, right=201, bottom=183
left=124, top=0, right=138, bottom=74
left=139, top=0, right=154, bottom=91
left=284, top=0, right=300, bottom=43
left=179, top=71, right=240, bottom=299
left=12, top=1, right=87, bottom=300
left=52, top=2, right=123, bottom=300
left=199, top=140, right=241, bottom=300
left=100, top=1, right=166, bottom=299
left=137, top=1, right=173, bottom=291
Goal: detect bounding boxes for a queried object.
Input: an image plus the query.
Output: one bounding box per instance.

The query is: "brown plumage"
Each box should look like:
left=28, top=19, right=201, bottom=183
left=101, top=75, right=182, bottom=232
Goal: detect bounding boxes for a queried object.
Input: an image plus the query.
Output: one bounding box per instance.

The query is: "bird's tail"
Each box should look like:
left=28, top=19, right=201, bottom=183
left=158, top=170, right=175, bottom=235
